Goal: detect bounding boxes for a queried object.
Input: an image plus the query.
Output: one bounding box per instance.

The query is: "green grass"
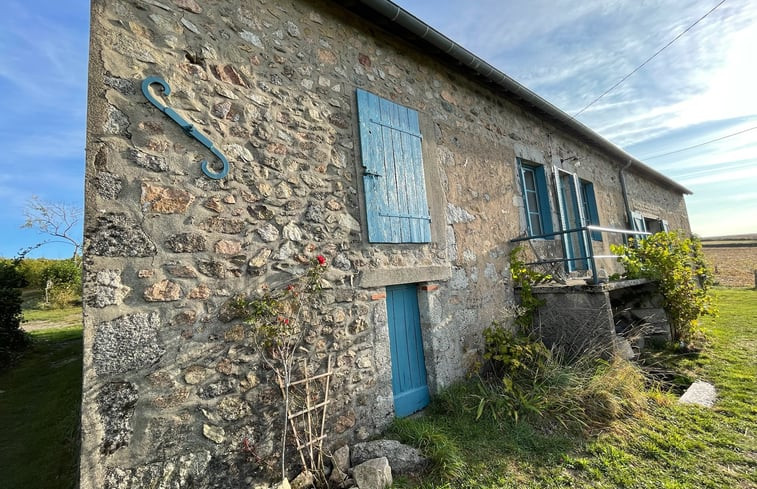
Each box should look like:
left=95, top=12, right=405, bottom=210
left=392, top=288, right=757, bottom=488
left=0, top=324, right=83, bottom=489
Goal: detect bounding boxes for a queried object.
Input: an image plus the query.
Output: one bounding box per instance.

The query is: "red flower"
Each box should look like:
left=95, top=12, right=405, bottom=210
left=316, top=255, right=326, bottom=265
left=277, top=316, right=290, bottom=325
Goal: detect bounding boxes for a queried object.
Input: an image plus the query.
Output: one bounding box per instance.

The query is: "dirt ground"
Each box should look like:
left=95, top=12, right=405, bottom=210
left=703, top=245, right=757, bottom=288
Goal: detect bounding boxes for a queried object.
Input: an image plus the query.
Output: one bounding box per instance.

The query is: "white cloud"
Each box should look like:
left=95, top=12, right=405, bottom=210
left=678, top=165, right=757, bottom=186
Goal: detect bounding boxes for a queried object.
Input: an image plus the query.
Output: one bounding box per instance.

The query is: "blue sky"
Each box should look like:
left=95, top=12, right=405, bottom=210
left=0, top=1, right=754, bottom=258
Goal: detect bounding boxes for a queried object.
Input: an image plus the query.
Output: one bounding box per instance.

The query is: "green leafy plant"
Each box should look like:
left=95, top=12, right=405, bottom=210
left=509, top=246, right=551, bottom=331
left=476, top=322, right=552, bottom=423
left=611, top=231, right=717, bottom=342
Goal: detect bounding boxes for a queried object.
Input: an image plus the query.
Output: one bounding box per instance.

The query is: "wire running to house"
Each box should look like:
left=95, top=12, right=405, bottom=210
left=640, top=125, right=757, bottom=160
left=571, top=0, right=727, bottom=119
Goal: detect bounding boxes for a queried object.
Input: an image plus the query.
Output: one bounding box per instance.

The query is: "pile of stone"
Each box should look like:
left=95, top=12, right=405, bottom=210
left=271, top=439, right=428, bottom=489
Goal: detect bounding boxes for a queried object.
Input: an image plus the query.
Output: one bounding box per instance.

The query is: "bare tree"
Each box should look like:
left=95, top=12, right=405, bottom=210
left=21, top=196, right=83, bottom=260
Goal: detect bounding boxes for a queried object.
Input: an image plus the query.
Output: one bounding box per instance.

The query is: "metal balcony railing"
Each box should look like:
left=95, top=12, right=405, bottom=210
left=510, top=225, right=651, bottom=285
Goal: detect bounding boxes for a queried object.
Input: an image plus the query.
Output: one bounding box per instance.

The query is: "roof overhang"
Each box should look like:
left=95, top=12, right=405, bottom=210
left=338, top=0, right=692, bottom=195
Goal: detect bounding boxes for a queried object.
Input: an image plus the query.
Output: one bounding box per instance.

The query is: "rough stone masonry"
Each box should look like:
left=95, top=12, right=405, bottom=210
left=81, top=0, right=691, bottom=487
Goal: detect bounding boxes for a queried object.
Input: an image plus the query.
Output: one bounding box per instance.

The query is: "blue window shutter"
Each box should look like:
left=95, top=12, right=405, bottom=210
left=581, top=180, right=602, bottom=241
left=517, top=159, right=553, bottom=237
left=357, top=89, right=431, bottom=243
left=631, top=211, right=647, bottom=243
left=534, top=166, right=553, bottom=234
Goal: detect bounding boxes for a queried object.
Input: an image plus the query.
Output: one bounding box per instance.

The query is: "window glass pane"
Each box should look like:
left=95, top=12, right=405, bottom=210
left=526, top=191, right=539, bottom=213
left=530, top=213, right=542, bottom=235
left=523, top=169, right=536, bottom=191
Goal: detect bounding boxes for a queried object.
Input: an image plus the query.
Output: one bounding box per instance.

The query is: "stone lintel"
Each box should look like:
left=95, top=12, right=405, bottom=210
left=359, top=265, right=451, bottom=288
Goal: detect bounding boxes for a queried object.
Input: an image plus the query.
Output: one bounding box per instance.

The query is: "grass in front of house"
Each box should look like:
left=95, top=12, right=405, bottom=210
left=0, top=324, right=83, bottom=489
left=392, top=288, right=757, bottom=489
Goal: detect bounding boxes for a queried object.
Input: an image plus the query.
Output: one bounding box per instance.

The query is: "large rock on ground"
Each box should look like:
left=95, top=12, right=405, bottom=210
left=678, top=380, right=717, bottom=407
left=329, top=445, right=350, bottom=486
left=352, top=457, right=391, bottom=489
left=351, top=439, right=428, bottom=476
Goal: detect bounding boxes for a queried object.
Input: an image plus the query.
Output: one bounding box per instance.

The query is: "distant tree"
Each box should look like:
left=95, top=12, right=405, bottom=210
left=21, top=196, right=83, bottom=261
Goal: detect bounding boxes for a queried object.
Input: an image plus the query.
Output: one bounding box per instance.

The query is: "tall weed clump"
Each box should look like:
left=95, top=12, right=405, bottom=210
left=474, top=325, right=647, bottom=433
left=388, top=417, right=465, bottom=480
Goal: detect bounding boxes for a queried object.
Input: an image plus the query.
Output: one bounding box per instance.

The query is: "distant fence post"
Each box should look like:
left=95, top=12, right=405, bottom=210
left=754, top=270, right=757, bottom=289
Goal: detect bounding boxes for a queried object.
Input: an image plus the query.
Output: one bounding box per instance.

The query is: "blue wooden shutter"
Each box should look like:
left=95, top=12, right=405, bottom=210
left=534, top=166, right=553, bottom=235
left=517, top=159, right=553, bottom=237
left=581, top=181, right=602, bottom=241
left=631, top=211, right=647, bottom=243
left=357, top=89, right=431, bottom=243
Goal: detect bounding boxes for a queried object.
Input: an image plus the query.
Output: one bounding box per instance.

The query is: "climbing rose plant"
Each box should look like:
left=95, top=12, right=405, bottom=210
left=611, top=231, right=716, bottom=342
left=233, top=255, right=327, bottom=481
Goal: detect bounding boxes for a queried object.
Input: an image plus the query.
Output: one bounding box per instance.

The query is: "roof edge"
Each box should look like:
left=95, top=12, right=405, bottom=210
left=349, top=0, right=692, bottom=195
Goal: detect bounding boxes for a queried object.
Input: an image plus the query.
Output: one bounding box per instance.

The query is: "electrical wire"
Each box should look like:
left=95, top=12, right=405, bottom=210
left=640, top=125, right=757, bottom=160
left=572, top=0, right=727, bottom=119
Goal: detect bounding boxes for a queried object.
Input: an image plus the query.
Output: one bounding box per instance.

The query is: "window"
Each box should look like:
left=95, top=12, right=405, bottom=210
left=580, top=179, right=602, bottom=241
left=356, top=89, right=431, bottom=243
left=518, top=160, right=552, bottom=236
left=631, top=212, right=669, bottom=242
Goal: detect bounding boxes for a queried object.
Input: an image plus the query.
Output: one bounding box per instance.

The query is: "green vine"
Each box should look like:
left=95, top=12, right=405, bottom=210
left=610, top=232, right=717, bottom=342
left=509, top=246, right=552, bottom=331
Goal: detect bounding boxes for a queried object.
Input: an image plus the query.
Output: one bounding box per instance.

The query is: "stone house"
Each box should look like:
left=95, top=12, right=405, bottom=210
left=81, top=0, right=692, bottom=486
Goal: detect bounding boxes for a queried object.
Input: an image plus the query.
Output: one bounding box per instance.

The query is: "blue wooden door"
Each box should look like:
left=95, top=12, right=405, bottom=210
left=386, top=284, right=430, bottom=417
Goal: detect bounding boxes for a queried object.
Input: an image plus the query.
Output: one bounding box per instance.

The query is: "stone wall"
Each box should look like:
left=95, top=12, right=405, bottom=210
left=82, top=0, right=691, bottom=486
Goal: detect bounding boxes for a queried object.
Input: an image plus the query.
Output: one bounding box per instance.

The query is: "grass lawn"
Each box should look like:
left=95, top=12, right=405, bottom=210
left=20, top=289, right=82, bottom=328
left=0, top=324, right=83, bottom=489
left=393, top=288, right=757, bottom=489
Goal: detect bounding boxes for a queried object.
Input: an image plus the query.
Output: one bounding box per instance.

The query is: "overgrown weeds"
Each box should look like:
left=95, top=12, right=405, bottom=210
left=389, top=289, right=756, bottom=488
left=474, top=322, right=647, bottom=433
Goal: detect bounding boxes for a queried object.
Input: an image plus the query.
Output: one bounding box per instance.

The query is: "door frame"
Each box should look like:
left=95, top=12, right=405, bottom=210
left=554, top=168, right=589, bottom=272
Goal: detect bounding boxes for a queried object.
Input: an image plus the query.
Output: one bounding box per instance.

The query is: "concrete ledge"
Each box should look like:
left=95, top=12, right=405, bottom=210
left=530, top=278, right=655, bottom=294
left=360, top=265, right=451, bottom=288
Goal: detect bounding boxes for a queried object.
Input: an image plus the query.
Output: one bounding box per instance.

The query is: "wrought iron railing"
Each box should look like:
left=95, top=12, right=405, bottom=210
left=510, top=225, right=651, bottom=285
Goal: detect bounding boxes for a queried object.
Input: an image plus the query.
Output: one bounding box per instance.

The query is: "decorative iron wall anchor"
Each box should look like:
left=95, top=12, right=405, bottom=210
left=141, top=76, right=229, bottom=179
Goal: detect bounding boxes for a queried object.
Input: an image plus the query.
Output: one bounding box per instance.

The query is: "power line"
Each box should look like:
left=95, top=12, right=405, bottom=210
left=572, top=0, right=727, bottom=119
left=640, top=125, right=757, bottom=160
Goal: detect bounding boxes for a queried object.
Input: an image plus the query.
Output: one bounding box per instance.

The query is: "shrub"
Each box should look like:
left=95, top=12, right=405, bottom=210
left=41, top=259, right=82, bottom=290
left=611, top=232, right=717, bottom=342
left=0, top=260, right=30, bottom=368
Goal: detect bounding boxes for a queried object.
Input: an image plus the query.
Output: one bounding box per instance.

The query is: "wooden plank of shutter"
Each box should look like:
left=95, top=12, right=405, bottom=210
left=358, top=89, right=384, bottom=241
left=404, top=106, right=431, bottom=242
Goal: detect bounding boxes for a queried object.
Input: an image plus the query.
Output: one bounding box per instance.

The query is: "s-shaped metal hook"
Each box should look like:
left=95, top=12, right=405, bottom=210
left=141, top=76, right=229, bottom=179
